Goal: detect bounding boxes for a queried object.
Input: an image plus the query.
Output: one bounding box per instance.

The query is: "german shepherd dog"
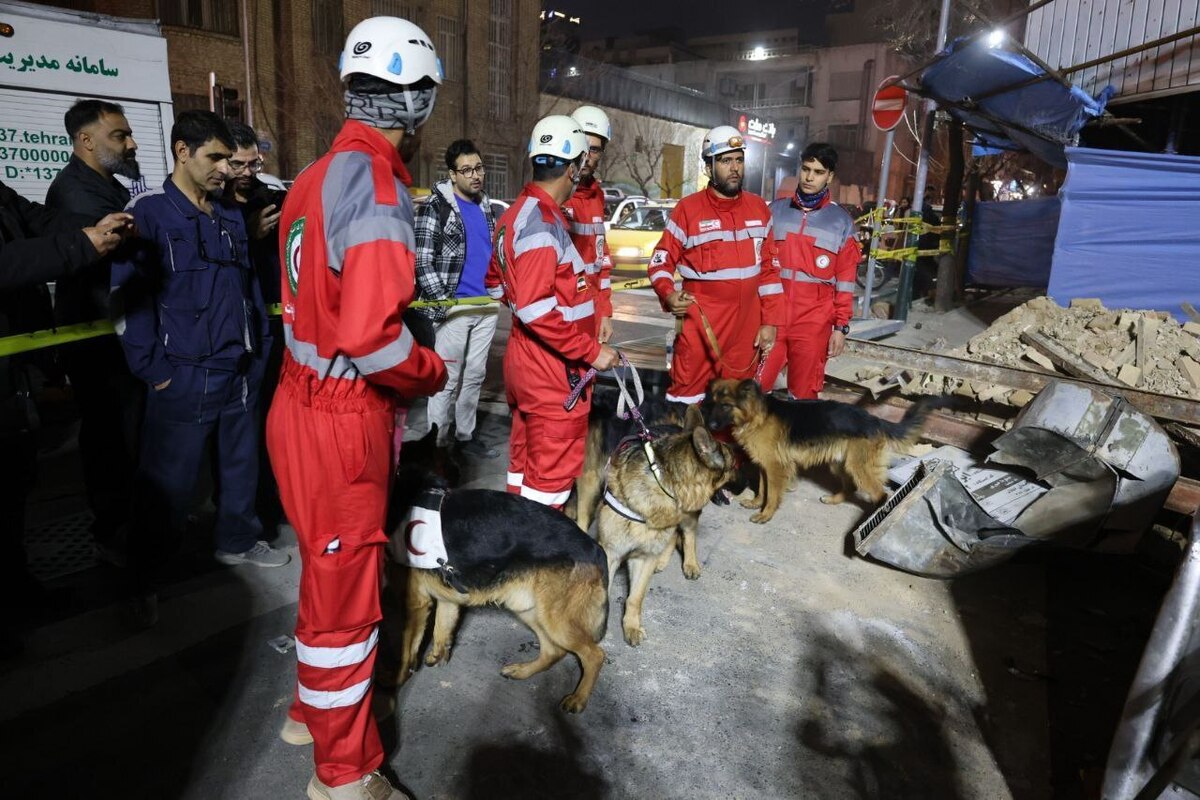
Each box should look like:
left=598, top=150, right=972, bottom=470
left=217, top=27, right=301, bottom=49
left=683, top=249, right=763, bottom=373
left=393, top=486, right=609, bottom=713
left=570, top=384, right=687, bottom=532
left=707, top=379, right=943, bottom=524
left=597, top=405, right=738, bottom=646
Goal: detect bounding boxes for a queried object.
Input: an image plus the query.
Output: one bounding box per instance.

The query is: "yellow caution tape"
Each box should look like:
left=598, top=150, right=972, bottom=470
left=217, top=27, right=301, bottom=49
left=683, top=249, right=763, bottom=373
left=1, top=277, right=655, bottom=358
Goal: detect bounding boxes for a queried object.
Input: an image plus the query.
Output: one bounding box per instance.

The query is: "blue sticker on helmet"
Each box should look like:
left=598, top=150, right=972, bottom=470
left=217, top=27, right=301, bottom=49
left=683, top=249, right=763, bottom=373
left=436, top=57, right=444, bottom=80
left=562, top=140, right=572, bottom=155
left=338, top=53, right=344, bottom=71
left=388, top=53, right=403, bottom=75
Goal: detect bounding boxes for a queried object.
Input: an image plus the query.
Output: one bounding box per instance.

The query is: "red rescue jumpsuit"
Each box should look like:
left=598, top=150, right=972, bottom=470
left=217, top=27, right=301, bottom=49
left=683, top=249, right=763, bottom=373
left=758, top=194, right=860, bottom=398
left=648, top=188, right=784, bottom=403
left=267, top=120, right=446, bottom=788
left=485, top=184, right=601, bottom=508
left=563, top=176, right=613, bottom=323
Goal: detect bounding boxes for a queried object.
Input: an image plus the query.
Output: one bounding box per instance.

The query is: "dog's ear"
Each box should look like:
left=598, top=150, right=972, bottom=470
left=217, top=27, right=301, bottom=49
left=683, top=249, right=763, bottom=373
left=683, top=403, right=704, bottom=431
left=692, top=425, right=727, bottom=472
left=737, top=379, right=760, bottom=399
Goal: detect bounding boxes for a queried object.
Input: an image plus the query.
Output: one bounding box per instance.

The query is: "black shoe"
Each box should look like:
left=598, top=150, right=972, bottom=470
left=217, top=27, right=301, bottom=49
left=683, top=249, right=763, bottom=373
left=456, top=438, right=499, bottom=459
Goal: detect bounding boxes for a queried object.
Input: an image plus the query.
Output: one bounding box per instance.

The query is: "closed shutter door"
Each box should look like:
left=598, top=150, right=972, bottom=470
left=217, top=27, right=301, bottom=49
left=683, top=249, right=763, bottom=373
left=0, top=88, right=169, bottom=204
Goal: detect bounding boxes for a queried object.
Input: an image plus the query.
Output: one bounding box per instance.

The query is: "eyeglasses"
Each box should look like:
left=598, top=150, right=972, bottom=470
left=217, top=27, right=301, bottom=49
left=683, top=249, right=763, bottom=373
left=587, top=145, right=604, bottom=155
left=452, top=165, right=486, bottom=177
left=229, top=158, right=263, bottom=174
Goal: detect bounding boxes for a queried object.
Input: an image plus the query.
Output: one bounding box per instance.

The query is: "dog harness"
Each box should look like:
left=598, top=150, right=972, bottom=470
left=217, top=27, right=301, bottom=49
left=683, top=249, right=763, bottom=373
left=602, top=488, right=645, bottom=523
left=389, top=487, right=468, bottom=593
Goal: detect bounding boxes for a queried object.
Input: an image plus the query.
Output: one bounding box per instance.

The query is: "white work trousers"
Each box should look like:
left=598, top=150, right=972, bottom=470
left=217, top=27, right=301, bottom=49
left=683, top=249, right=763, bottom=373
left=406, top=306, right=497, bottom=446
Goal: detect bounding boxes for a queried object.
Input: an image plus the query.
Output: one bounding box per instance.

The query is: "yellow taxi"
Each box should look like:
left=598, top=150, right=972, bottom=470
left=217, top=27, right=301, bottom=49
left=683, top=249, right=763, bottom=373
left=605, top=202, right=676, bottom=267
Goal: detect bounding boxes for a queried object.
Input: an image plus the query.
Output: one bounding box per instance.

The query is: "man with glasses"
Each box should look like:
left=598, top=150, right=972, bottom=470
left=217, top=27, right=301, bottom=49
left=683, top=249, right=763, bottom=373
left=563, top=106, right=614, bottom=345
left=46, top=99, right=146, bottom=566
left=647, top=125, right=782, bottom=405
left=112, top=110, right=286, bottom=627
left=407, top=139, right=499, bottom=459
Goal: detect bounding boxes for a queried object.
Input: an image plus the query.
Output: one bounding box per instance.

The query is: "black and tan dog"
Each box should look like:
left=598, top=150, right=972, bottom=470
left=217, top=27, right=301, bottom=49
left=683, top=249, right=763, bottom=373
left=393, top=487, right=609, bottom=713
left=707, top=378, right=942, bottom=524
left=597, top=405, right=738, bottom=646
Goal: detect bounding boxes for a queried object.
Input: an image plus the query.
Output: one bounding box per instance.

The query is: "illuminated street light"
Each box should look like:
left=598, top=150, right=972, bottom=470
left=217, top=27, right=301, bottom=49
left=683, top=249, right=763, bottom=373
left=750, top=45, right=766, bottom=60
left=986, top=29, right=1005, bottom=48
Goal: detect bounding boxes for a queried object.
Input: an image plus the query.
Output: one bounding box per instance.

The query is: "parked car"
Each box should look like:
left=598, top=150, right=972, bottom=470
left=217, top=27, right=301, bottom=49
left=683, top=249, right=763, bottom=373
left=603, top=186, right=628, bottom=202
left=606, top=203, right=674, bottom=267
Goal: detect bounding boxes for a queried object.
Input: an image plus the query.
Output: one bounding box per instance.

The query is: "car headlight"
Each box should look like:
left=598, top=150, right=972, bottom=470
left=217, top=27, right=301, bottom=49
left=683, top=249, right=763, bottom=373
left=616, top=246, right=642, bottom=258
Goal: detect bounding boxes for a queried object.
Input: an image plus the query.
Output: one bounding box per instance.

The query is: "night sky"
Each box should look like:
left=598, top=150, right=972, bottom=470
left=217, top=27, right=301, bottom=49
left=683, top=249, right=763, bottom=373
left=544, top=0, right=830, bottom=41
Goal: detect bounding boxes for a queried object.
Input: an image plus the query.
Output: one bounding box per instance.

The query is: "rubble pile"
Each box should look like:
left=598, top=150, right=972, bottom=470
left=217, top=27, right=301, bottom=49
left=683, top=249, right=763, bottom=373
left=870, top=297, right=1200, bottom=409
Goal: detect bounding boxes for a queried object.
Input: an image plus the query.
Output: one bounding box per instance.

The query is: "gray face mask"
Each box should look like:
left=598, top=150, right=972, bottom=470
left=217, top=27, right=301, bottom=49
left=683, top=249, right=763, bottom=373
left=344, top=85, right=437, bottom=132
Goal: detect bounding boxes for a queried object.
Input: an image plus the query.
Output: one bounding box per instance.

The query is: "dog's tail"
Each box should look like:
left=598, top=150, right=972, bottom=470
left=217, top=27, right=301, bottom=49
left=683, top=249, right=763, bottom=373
left=883, top=396, right=951, bottom=445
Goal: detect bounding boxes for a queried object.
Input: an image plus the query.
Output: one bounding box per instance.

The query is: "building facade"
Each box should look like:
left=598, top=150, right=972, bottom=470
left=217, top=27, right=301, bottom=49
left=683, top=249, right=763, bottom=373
left=25, top=0, right=542, bottom=191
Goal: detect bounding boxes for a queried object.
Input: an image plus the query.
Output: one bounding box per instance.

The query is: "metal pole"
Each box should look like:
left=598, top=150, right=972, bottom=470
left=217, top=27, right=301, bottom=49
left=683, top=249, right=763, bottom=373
left=860, top=127, right=895, bottom=319
left=895, top=0, right=952, bottom=321
left=241, top=0, right=254, bottom=127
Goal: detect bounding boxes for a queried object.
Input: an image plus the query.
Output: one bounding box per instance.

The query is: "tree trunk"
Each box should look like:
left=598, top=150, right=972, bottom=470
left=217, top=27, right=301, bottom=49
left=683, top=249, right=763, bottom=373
left=935, top=120, right=965, bottom=312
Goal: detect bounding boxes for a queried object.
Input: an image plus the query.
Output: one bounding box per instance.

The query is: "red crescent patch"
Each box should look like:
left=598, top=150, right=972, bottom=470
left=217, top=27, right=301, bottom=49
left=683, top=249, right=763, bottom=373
left=405, top=519, right=427, bottom=556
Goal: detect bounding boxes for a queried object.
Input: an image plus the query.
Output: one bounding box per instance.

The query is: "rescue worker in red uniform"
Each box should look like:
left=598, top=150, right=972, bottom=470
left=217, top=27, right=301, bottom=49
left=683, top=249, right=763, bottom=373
left=266, top=18, right=446, bottom=800
left=648, top=125, right=783, bottom=404
left=486, top=115, right=619, bottom=508
left=758, top=142, right=861, bottom=399
left=563, top=105, right=614, bottom=344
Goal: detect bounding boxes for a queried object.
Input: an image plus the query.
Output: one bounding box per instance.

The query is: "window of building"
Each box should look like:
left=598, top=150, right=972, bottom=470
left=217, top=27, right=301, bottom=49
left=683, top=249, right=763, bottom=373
left=828, top=71, right=863, bottom=101
left=826, top=124, right=860, bottom=150
left=791, top=67, right=814, bottom=107
left=437, top=16, right=463, bottom=82
left=311, top=0, right=343, bottom=56
left=158, top=0, right=239, bottom=36
left=370, top=0, right=416, bottom=18
left=489, top=0, right=513, bottom=121
left=484, top=153, right=509, bottom=199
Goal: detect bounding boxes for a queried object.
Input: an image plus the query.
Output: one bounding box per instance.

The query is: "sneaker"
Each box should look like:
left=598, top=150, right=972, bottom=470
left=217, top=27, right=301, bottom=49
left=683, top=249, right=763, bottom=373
left=306, top=771, right=413, bottom=800
left=215, top=541, right=290, bottom=568
left=455, top=438, right=499, bottom=459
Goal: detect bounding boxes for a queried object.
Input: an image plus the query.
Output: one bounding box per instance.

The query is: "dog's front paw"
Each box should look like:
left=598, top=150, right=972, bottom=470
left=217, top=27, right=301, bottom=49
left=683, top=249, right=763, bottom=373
left=739, top=496, right=761, bottom=509
left=501, top=661, right=537, bottom=680
left=749, top=510, right=774, bottom=524
left=424, top=646, right=450, bottom=667
left=623, top=623, right=646, bottom=646
left=682, top=561, right=701, bottom=580
left=820, top=494, right=845, bottom=505
left=560, top=692, right=589, bottom=713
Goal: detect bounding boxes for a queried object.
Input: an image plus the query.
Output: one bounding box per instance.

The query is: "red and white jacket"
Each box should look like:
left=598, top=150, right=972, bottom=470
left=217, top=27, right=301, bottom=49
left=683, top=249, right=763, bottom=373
left=562, top=177, right=613, bottom=319
left=277, top=120, right=446, bottom=400
left=648, top=188, right=785, bottom=325
left=767, top=195, right=860, bottom=328
left=486, top=184, right=600, bottom=413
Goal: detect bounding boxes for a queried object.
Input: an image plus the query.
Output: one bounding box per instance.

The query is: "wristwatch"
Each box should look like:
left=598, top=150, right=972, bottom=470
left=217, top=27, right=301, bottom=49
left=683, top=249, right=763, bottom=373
left=833, top=324, right=850, bottom=335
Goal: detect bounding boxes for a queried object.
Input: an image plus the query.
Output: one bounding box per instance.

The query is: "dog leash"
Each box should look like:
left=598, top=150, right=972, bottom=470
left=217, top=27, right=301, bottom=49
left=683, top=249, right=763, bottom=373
left=691, top=299, right=769, bottom=378
left=564, top=366, right=598, bottom=411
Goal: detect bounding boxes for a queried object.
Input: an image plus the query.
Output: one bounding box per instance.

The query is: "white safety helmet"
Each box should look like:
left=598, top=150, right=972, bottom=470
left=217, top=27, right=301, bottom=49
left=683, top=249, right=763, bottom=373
left=702, top=125, right=746, bottom=160
left=529, top=115, right=587, bottom=165
left=571, top=105, right=612, bottom=143
left=339, top=16, right=443, bottom=86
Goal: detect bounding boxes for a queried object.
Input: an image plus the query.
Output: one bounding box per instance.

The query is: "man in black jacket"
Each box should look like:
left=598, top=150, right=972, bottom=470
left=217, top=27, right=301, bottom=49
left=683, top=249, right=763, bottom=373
left=0, top=179, right=131, bottom=655
left=45, top=99, right=145, bottom=563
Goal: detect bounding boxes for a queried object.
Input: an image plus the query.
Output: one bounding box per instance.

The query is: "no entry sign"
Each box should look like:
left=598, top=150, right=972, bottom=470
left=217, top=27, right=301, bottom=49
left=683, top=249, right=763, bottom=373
left=871, top=77, right=907, bottom=132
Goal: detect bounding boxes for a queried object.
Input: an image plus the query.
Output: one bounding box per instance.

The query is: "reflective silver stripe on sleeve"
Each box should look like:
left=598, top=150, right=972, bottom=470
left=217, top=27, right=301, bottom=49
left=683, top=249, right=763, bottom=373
left=779, top=268, right=834, bottom=285
left=515, top=296, right=557, bottom=324
left=352, top=324, right=415, bottom=375
left=665, top=219, right=687, bottom=244
left=758, top=283, right=784, bottom=296
left=835, top=281, right=857, bottom=293
left=283, top=322, right=360, bottom=380
left=513, top=231, right=564, bottom=259
left=649, top=269, right=674, bottom=284
left=328, top=217, right=415, bottom=273
left=486, top=285, right=505, bottom=299
left=677, top=263, right=761, bottom=281
left=599, top=278, right=611, bottom=290
left=558, top=300, right=595, bottom=322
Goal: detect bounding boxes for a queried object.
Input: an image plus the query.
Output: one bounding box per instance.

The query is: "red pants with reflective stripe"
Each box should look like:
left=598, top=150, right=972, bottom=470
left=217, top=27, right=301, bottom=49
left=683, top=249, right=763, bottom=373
left=758, top=319, right=832, bottom=399
left=267, top=355, right=392, bottom=787
left=668, top=290, right=762, bottom=404
left=506, top=409, right=588, bottom=507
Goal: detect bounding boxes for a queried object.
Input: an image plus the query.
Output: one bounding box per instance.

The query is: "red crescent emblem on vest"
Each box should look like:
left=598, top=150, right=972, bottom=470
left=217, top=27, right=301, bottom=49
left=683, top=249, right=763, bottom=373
left=405, top=520, right=427, bottom=556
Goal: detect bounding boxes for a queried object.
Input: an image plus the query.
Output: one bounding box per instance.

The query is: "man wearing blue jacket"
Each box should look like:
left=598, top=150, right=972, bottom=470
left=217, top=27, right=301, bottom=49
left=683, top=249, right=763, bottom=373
left=112, top=111, right=287, bottom=625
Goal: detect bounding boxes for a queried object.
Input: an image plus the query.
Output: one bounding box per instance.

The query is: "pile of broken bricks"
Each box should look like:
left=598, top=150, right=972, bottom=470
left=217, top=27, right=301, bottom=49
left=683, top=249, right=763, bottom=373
left=853, top=296, right=1200, bottom=415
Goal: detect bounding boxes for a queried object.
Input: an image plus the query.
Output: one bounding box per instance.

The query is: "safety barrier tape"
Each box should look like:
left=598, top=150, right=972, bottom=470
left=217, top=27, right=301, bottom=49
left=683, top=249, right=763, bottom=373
left=0, top=276, right=655, bottom=358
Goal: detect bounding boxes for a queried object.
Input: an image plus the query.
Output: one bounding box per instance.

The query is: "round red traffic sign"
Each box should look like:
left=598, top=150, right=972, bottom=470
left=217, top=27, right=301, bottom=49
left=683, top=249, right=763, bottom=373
left=871, top=76, right=907, bottom=132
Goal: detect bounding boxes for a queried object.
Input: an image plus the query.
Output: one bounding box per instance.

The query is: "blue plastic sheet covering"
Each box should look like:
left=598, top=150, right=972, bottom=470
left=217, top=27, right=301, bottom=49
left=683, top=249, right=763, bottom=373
left=920, top=38, right=1113, bottom=167
left=966, top=197, right=1060, bottom=286
left=1049, top=147, right=1200, bottom=323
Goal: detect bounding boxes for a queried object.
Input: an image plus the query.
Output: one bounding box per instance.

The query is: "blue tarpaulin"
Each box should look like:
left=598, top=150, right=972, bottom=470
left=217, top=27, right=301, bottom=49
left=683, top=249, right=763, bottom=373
left=920, top=38, right=1113, bottom=167
left=1049, top=147, right=1200, bottom=323
left=967, top=197, right=1060, bottom=286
